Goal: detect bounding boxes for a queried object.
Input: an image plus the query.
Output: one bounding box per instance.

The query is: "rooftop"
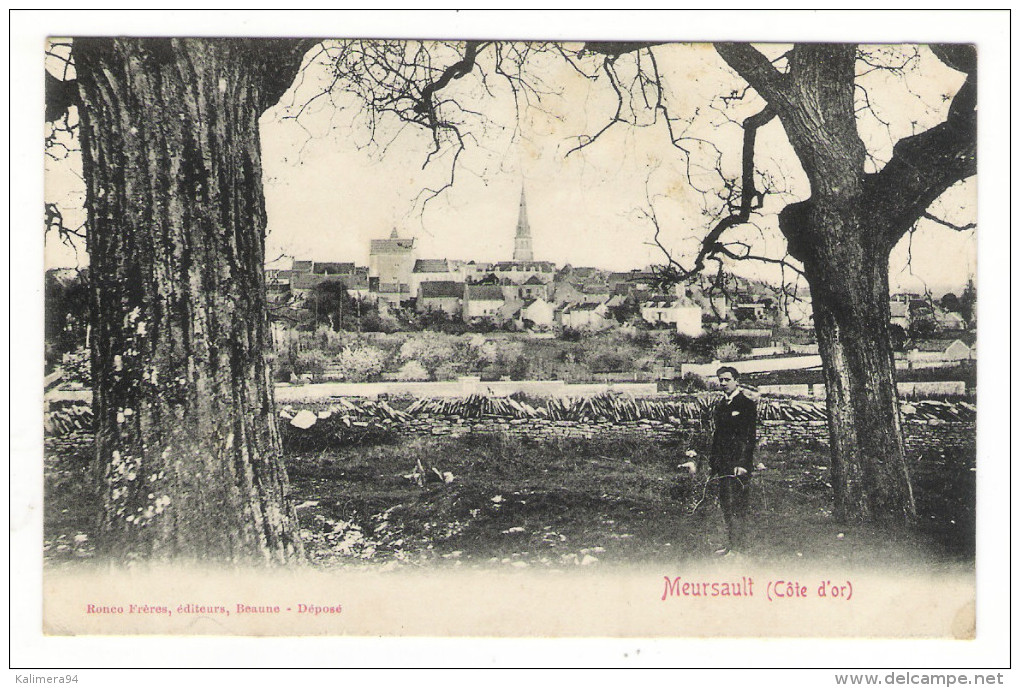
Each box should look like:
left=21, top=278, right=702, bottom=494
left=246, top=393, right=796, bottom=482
left=565, top=302, right=603, bottom=312
left=313, top=261, right=356, bottom=275
left=370, top=238, right=415, bottom=253
left=493, top=261, right=555, bottom=271
left=413, top=258, right=450, bottom=273
left=465, top=284, right=506, bottom=301
left=420, top=281, right=464, bottom=298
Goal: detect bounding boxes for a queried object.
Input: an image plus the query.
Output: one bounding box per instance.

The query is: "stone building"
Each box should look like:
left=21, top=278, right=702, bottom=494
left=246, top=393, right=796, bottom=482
left=417, top=280, right=464, bottom=316
left=369, top=228, right=416, bottom=307
left=463, top=284, right=506, bottom=322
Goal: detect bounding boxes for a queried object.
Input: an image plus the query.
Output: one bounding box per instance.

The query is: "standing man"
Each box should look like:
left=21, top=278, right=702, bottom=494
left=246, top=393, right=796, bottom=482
left=710, top=366, right=757, bottom=555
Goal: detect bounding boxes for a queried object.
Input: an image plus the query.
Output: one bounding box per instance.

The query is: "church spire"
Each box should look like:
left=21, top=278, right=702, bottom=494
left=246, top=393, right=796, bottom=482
left=513, top=187, right=533, bottom=262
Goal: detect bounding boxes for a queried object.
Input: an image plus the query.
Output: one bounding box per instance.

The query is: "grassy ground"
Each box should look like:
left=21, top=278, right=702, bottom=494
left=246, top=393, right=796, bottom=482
left=44, top=431, right=975, bottom=571
left=284, top=434, right=975, bottom=571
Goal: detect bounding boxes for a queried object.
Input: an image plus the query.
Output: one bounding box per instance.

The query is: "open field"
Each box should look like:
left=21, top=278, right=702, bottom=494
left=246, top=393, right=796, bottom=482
left=45, top=430, right=975, bottom=572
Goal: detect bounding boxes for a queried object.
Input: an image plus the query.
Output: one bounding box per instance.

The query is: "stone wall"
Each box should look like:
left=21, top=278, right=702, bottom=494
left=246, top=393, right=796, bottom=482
left=756, top=419, right=975, bottom=454
left=395, top=415, right=975, bottom=456
left=757, top=381, right=969, bottom=399
left=901, top=421, right=977, bottom=455
left=45, top=416, right=975, bottom=457
left=399, top=414, right=697, bottom=444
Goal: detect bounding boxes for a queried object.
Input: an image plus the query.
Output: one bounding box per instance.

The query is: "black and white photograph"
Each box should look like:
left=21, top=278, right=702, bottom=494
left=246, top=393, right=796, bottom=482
left=13, top=8, right=1010, bottom=675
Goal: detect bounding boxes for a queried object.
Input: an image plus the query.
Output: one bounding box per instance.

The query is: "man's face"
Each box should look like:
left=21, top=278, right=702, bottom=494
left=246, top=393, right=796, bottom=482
left=718, top=372, right=738, bottom=395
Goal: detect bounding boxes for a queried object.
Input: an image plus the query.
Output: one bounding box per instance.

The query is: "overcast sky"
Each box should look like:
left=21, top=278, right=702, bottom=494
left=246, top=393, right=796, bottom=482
left=44, top=36, right=977, bottom=296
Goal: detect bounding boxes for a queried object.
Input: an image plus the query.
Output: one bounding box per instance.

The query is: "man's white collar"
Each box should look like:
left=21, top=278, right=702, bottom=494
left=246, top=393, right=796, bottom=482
left=725, top=388, right=741, bottom=402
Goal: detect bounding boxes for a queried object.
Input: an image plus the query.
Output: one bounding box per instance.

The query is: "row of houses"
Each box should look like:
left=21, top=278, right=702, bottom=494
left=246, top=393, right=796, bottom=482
left=266, top=257, right=706, bottom=333
left=265, top=255, right=974, bottom=344
left=889, top=297, right=969, bottom=331
left=414, top=280, right=706, bottom=333
left=266, top=188, right=973, bottom=340
left=266, top=187, right=810, bottom=333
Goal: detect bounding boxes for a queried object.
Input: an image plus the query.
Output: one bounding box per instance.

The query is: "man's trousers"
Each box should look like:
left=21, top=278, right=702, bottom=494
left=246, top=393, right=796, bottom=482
left=717, top=473, right=751, bottom=549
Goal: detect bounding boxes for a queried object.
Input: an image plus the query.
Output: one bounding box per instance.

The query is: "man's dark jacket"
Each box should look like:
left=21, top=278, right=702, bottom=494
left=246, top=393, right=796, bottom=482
left=710, top=390, right=757, bottom=476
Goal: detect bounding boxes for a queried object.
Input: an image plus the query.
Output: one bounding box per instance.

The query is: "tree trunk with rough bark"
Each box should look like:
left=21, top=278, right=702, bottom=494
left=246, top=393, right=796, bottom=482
left=748, top=43, right=975, bottom=525
left=782, top=201, right=915, bottom=523
left=767, top=44, right=921, bottom=525
left=581, top=41, right=975, bottom=525
left=73, top=38, right=310, bottom=563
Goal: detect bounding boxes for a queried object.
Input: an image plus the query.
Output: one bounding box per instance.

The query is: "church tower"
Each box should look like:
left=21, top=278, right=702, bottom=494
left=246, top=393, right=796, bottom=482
left=513, top=187, right=534, bottom=262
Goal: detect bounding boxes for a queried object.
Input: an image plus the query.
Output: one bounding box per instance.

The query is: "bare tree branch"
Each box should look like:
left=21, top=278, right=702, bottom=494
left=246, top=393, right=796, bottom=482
left=921, top=212, right=976, bottom=232
left=714, top=43, right=790, bottom=106
left=652, top=105, right=777, bottom=285
left=867, top=47, right=976, bottom=247
left=582, top=41, right=665, bottom=57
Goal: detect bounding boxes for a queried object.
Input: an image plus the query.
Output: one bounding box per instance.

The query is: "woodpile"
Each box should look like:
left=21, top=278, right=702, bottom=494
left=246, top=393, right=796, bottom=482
left=401, top=391, right=974, bottom=424
left=901, top=400, right=976, bottom=422
left=44, top=403, right=93, bottom=435
left=278, top=398, right=409, bottom=449
left=40, top=393, right=977, bottom=443
left=407, top=394, right=539, bottom=419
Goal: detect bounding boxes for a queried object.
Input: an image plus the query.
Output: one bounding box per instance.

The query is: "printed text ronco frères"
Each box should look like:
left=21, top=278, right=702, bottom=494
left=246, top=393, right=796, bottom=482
left=84, top=602, right=342, bottom=617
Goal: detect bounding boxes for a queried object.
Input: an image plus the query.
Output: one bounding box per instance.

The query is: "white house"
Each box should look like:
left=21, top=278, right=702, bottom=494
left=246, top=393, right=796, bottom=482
left=889, top=300, right=910, bottom=330
left=934, top=310, right=967, bottom=330
left=907, top=338, right=975, bottom=364
left=560, top=302, right=610, bottom=330
left=463, top=284, right=505, bottom=322
left=456, top=261, right=494, bottom=282
left=491, top=260, right=556, bottom=284
left=518, top=275, right=550, bottom=301
left=409, top=258, right=457, bottom=295
left=944, top=339, right=974, bottom=359
left=640, top=298, right=703, bottom=336
left=369, top=228, right=416, bottom=293
left=520, top=297, right=556, bottom=328
left=417, top=280, right=463, bottom=316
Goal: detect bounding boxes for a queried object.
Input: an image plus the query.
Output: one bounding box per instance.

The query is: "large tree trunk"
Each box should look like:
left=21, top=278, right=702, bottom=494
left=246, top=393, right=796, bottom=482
left=787, top=205, right=916, bottom=523
left=761, top=45, right=921, bottom=525
left=74, top=39, right=307, bottom=563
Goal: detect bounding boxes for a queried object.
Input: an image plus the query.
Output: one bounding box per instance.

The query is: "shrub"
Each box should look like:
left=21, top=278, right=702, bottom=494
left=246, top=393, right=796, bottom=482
left=551, top=360, right=589, bottom=382
left=393, top=360, right=430, bottom=381
left=714, top=342, right=740, bottom=362
left=399, top=332, right=459, bottom=375
left=584, top=336, right=640, bottom=373
left=673, top=331, right=723, bottom=362
left=465, top=317, right=500, bottom=333
left=475, top=338, right=525, bottom=369
left=266, top=350, right=293, bottom=383
left=62, top=347, right=92, bottom=386
left=433, top=360, right=468, bottom=381
left=559, top=327, right=583, bottom=342
left=630, top=329, right=655, bottom=348
left=336, top=346, right=387, bottom=382
left=311, top=325, right=345, bottom=354
left=280, top=413, right=397, bottom=451
left=507, top=355, right=530, bottom=380
left=651, top=337, right=688, bottom=369
left=295, top=349, right=330, bottom=379
left=360, top=310, right=399, bottom=333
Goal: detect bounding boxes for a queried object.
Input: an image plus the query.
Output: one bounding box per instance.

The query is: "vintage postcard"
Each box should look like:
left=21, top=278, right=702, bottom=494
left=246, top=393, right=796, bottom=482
left=16, top=9, right=1009, bottom=671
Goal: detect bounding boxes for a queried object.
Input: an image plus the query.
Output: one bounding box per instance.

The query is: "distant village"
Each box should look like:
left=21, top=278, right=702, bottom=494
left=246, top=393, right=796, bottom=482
left=264, top=189, right=976, bottom=360
left=266, top=190, right=807, bottom=336
left=44, top=189, right=975, bottom=394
